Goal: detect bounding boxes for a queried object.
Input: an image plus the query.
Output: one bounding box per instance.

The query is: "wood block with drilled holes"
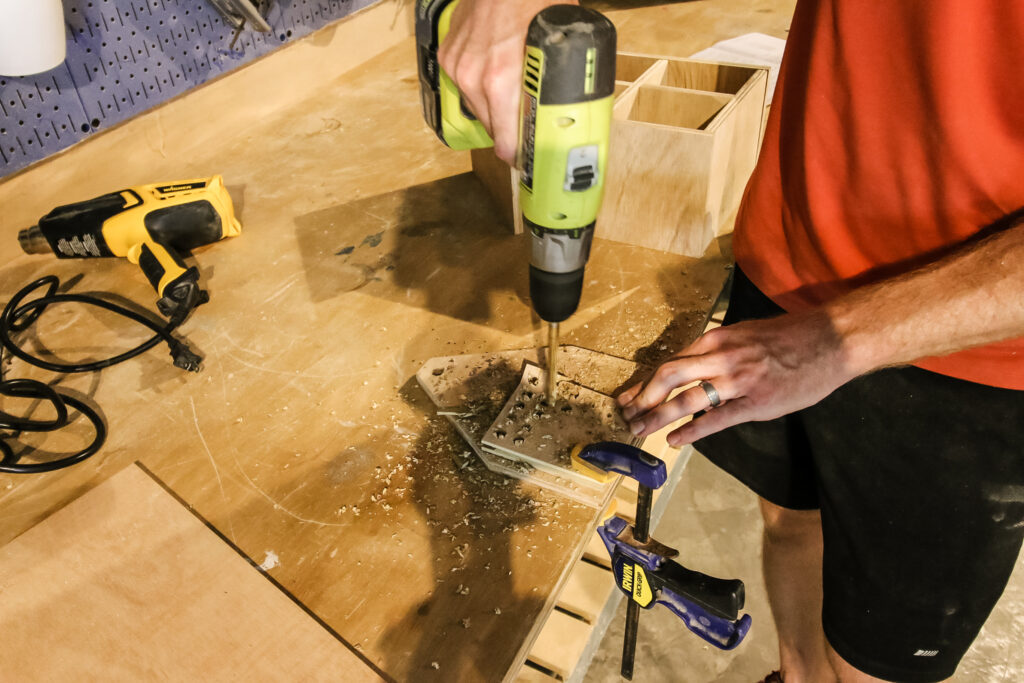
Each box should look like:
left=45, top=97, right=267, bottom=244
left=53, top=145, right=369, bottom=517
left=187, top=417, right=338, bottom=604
left=481, top=364, right=633, bottom=487
left=417, top=347, right=648, bottom=506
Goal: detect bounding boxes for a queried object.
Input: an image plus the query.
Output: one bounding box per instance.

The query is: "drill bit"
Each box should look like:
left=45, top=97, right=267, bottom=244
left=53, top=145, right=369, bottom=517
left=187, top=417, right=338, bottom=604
left=547, top=321, right=559, bottom=403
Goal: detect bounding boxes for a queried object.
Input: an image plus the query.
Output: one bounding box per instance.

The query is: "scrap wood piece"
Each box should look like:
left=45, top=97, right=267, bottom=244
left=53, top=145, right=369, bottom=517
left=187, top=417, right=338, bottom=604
left=481, top=363, right=632, bottom=487
left=0, top=463, right=383, bottom=681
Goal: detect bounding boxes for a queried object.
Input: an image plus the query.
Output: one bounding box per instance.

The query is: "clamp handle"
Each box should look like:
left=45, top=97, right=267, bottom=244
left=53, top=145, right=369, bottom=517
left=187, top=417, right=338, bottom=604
left=658, top=586, right=752, bottom=651
left=578, top=442, right=666, bottom=490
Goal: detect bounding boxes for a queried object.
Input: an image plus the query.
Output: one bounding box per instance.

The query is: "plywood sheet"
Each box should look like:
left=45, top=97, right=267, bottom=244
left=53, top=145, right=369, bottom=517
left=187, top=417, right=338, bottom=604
left=0, top=463, right=383, bottom=681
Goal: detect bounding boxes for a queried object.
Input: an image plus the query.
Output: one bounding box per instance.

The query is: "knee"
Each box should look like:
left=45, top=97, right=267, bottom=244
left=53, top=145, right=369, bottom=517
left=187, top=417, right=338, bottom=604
left=759, top=497, right=822, bottom=544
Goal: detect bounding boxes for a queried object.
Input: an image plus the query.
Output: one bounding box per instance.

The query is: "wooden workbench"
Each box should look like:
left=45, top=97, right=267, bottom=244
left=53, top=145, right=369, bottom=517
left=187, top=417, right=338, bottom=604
left=0, top=1, right=794, bottom=680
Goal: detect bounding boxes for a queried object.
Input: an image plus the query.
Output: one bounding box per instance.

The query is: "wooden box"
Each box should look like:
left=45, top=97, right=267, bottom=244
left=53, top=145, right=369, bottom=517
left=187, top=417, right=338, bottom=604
left=471, top=53, right=768, bottom=257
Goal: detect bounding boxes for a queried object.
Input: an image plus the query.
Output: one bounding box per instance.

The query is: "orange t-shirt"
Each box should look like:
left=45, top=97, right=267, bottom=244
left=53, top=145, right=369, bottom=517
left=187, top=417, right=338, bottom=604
left=733, top=0, right=1024, bottom=390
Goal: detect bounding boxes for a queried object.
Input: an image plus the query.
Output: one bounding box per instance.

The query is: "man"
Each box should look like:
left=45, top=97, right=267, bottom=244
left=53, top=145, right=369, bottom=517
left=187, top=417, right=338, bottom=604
left=440, top=1, right=1024, bottom=681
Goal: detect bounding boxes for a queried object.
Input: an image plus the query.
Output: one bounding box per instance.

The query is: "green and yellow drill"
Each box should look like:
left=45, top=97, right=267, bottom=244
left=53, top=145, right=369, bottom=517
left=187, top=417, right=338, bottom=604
left=416, top=0, right=616, bottom=400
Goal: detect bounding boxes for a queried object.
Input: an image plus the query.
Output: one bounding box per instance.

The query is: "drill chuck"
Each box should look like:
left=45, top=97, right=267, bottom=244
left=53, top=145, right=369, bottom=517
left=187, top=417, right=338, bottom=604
left=18, top=225, right=51, bottom=255
left=529, top=222, right=594, bottom=323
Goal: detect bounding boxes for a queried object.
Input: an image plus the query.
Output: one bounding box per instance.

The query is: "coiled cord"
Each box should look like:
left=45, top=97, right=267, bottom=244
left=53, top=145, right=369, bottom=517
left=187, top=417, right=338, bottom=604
left=0, top=275, right=198, bottom=474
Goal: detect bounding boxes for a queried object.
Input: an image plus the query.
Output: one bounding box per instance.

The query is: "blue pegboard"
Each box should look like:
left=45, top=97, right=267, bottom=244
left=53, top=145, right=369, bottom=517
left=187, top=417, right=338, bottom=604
left=0, top=0, right=377, bottom=178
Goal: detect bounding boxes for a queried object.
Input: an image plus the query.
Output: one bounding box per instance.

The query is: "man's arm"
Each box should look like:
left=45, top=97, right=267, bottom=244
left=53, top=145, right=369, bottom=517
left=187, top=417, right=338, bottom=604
left=619, top=220, right=1024, bottom=447
left=437, top=0, right=574, bottom=164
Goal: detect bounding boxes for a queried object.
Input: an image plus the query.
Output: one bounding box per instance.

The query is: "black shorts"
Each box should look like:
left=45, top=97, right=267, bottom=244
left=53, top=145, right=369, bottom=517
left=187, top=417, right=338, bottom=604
left=694, top=267, right=1024, bottom=683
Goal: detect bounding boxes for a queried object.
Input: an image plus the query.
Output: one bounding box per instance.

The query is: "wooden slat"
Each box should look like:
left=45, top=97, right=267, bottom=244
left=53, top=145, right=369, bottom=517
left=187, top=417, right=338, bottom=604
left=583, top=531, right=612, bottom=569
left=527, top=610, right=594, bottom=679
left=556, top=560, right=615, bottom=624
left=515, top=664, right=561, bottom=682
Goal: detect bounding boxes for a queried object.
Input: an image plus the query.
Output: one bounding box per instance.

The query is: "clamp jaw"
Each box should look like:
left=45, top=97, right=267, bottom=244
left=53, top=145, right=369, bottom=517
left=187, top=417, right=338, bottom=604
left=578, top=442, right=752, bottom=659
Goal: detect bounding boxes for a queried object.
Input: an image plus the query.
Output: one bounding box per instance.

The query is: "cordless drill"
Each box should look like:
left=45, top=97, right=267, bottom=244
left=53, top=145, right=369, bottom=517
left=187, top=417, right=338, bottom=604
left=417, top=1, right=616, bottom=400
left=17, top=175, right=241, bottom=324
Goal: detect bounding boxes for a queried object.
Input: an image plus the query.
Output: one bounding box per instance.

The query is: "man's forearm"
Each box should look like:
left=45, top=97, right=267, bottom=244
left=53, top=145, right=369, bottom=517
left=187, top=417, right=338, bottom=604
left=618, top=219, right=1024, bottom=445
left=829, top=220, right=1024, bottom=376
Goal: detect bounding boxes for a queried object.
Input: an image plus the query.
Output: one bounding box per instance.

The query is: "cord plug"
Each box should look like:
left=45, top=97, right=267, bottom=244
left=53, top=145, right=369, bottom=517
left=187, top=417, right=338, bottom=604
left=170, top=342, right=203, bottom=372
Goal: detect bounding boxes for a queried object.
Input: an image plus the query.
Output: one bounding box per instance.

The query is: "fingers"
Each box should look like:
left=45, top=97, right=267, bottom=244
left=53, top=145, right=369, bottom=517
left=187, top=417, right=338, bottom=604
left=620, top=355, right=720, bottom=421
left=615, top=382, right=644, bottom=407
left=483, top=64, right=522, bottom=163
left=437, top=0, right=542, bottom=164
left=666, top=400, right=751, bottom=447
left=626, top=380, right=730, bottom=438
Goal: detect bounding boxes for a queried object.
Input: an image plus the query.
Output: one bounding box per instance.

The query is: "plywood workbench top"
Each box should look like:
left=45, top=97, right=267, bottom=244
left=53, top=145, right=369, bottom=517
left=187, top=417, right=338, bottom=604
left=0, top=1, right=793, bottom=679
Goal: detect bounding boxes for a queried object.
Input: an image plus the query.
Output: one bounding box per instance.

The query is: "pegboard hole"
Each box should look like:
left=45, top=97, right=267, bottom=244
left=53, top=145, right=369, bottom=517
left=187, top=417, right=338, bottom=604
left=80, top=123, right=89, bottom=132
left=91, top=118, right=100, bottom=129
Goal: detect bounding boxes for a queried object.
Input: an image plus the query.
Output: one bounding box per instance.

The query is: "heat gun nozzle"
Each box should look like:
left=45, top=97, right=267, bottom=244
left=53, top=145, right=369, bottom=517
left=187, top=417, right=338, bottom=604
left=18, top=225, right=51, bottom=255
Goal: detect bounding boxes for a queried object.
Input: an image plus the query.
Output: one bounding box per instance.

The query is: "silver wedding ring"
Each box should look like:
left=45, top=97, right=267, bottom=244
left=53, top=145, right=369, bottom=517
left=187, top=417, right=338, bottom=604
left=699, top=380, right=721, bottom=409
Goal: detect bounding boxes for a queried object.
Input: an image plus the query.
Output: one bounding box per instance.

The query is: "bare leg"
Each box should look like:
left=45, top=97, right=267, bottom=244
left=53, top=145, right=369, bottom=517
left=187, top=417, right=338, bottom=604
left=759, top=497, right=836, bottom=683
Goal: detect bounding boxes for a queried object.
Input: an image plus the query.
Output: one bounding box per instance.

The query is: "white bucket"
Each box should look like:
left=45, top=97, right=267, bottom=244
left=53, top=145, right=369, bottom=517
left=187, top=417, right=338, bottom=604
left=0, top=0, right=67, bottom=76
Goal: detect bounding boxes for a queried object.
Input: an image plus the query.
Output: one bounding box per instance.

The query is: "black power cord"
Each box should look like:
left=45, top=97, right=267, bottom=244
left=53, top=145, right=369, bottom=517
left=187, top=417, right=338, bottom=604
left=0, top=378, right=106, bottom=474
left=0, top=275, right=200, bottom=474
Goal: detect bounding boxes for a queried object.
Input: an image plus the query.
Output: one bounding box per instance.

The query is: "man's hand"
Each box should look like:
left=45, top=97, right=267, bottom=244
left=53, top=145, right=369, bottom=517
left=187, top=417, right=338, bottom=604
left=618, top=311, right=858, bottom=448
left=619, top=217, right=1024, bottom=448
left=437, top=0, right=574, bottom=164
